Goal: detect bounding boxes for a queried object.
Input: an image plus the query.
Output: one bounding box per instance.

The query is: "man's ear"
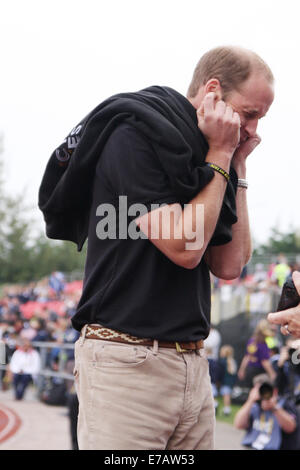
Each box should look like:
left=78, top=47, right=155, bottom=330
left=204, top=78, right=223, bottom=101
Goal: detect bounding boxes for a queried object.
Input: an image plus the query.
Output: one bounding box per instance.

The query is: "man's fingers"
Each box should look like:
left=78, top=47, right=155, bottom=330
left=233, top=111, right=241, bottom=126
left=268, top=309, right=293, bottom=325
left=253, top=133, right=261, bottom=145
left=215, top=99, right=226, bottom=114
left=249, top=134, right=261, bottom=149
left=197, top=101, right=205, bottom=120
left=243, top=134, right=261, bottom=154
left=202, top=92, right=216, bottom=114
left=223, top=103, right=234, bottom=119
left=197, top=93, right=217, bottom=122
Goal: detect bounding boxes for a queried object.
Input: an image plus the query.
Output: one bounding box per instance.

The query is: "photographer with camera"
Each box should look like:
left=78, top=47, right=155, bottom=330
left=275, top=340, right=300, bottom=400
left=234, top=374, right=299, bottom=450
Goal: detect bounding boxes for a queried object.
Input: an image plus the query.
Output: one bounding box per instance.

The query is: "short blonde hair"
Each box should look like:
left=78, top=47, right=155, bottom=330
left=187, top=46, right=274, bottom=98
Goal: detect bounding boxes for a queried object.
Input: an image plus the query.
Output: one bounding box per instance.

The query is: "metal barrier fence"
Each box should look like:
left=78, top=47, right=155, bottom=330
left=0, top=341, right=75, bottom=394
left=0, top=284, right=286, bottom=395
left=211, top=284, right=281, bottom=325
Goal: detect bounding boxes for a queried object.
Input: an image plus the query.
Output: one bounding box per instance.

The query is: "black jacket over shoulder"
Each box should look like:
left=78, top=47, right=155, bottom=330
left=38, top=86, right=238, bottom=251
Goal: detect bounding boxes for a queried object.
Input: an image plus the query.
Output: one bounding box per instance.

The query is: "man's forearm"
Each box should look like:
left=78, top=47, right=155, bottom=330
left=239, top=355, right=250, bottom=374
left=234, top=399, right=254, bottom=430
left=205, top=162, right=251, bottom=279
left=173, top=149, right=231, bottom=264
left=230, top=160, right=252, bottom=267
left=261, top=360, right=276, bottom=381
left=272, top=407, right=296, bottom=433
left=136, top=95, right=241, bottom=270
left=136, top=148, right=232, bottom=270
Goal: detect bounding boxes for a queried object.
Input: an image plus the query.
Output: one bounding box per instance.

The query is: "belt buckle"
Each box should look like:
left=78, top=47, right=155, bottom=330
left=175, top=342, right=189, bottom=353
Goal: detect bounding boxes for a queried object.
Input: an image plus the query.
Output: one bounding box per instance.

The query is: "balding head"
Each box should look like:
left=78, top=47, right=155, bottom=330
left=187, top=46, right=274, bottom=99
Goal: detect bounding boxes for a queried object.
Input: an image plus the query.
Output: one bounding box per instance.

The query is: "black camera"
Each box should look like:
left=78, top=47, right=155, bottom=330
left=259, top=382, right=274, bottom=400
left=288, top=348, right=300, bottom=373
left=277, top=277, right=300, bottom=311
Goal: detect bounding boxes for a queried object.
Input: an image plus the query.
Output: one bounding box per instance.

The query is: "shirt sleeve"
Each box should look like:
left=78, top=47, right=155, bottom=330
left=282, top=399, right=297, bottom=419
left=98, top=123, right=180, bottom=211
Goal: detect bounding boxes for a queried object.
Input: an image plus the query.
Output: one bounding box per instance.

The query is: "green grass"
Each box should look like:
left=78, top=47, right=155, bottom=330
left=215, top=397, right=242, bottom=425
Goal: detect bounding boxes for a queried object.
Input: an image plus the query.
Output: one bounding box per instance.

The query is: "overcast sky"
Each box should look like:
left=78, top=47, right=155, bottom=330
left=1, top=0, right=299, bottom=244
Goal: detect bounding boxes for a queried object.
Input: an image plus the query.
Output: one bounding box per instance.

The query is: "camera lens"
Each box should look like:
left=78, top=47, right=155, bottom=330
left=259, top=382, right=274, bottom=400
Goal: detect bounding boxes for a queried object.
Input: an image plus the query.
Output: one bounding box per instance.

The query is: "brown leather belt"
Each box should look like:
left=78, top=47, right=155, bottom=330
left=82, top=325, right=204, bottom=353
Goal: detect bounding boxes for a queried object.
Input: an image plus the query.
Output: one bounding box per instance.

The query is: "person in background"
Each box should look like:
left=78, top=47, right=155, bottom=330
left=32, top=318, right=52, bottom=342
left=7, top=338, right=41, bottom=400
left=287, top=261, right=300, bottom=280
left=204, top=325, right=221, bottom=360
left=272, top=255, right=291, bottom=288
left=19, top=319, right=38, bottom=341
left=40, top=356, right=67, bottom=406
left=269, top=346, right=281, bottom=375
left=67, top=384, right=79, bottom=450
left=252, top=263, right=267, bottom=284
left=206, top=346, right=222, bottom=412
left=218, top=345, right=238, bottom=416
left=265, top=323, right=281, bottom=350
left=234, top=374, right=299, bottom=450
left=49, top=271, right=65, bottom=298
left=238, top=319, right=276, bottom=388
left=275, top=339, right=300, bottom=399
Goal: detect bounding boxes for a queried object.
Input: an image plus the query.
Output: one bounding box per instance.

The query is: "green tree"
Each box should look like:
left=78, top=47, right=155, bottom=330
left=253, top=226, right=300, bottom=257
left=0, top=137, right=86, bottom=284
left=30, top=235, right=86, bottom=280
left=0, top=195, right=34, bottom=282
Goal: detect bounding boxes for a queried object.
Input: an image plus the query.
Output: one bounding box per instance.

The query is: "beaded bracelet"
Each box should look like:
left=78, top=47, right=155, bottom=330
left=205, top=162, right=230, bottom=182
left=237, top=178, right=248, bottom=189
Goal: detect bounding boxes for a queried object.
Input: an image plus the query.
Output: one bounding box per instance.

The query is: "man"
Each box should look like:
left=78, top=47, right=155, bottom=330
left=234, top=374, right=298, bottom=450
left=268, top=271, right=300, bottom=338
left=204, top=325, right=221, bottom=360
left=237, top=319, right=277, bottom=388
left=39, top=46, right=274, bottom=449
left=8, top=338, right=41, bottom=400
left=274, top=340, right=300, bottom=398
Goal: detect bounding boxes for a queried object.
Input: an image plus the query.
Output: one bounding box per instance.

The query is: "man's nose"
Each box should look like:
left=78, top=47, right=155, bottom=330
left=244, top=119, right=258, bottom=138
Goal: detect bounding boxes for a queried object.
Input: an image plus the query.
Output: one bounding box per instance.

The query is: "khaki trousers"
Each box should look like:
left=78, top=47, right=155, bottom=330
left=74, top=333, right=215, bottom=450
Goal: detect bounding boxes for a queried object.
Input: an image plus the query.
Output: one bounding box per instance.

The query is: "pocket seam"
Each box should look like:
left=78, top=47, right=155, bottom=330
left=94, top=347, right=153, bottom=369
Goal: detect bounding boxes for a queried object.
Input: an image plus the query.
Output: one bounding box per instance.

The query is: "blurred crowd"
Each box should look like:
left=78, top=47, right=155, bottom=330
left=0, top=272, right=82, bottom=364
left=0, top=271, right=82, bottom=449
left=215, top=253, right=299, bottom=289
left=0, top=255, right=300, bottom=450
left=204, top=254, right=300, bottom=450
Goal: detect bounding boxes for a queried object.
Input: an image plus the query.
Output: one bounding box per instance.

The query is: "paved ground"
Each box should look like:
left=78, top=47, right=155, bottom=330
left=0, top=387, right=71, bottom=450
left=0, top=386, right=244, bottom=450
left=215, top=421, right=245, bottom=450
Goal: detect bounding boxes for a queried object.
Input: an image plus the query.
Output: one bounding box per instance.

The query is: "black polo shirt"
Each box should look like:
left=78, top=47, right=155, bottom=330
left=71, top=122, right=212, bottom=341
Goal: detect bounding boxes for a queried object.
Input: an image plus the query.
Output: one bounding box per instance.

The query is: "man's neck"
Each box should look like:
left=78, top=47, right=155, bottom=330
left=186, top=93, right=204, bottom=111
